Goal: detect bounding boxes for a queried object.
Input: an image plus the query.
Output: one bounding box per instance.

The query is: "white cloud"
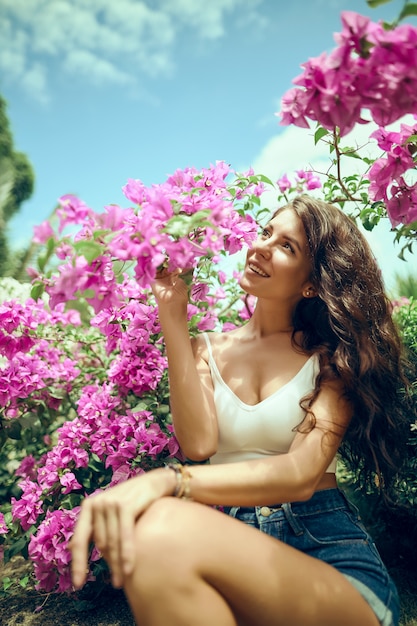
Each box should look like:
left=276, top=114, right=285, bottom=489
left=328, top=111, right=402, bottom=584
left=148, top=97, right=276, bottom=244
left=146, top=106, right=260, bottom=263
left=0, top=16, right=29, bottom=82
left=20, top=63, right=49, bottom=104
left=0, top=0, right=266, bottom=101
left=159, top=0, right=265, bottom=39
left=63, top=49, right=132, bottom=86
left=252, top=125, right=329, bottom=180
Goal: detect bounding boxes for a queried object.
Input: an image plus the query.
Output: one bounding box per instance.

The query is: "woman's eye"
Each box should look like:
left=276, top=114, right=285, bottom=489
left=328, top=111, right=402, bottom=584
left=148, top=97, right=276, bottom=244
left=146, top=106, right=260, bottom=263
left=283, top=241, right=294, bottom=253
left=261, top=228, right=270, bottom=238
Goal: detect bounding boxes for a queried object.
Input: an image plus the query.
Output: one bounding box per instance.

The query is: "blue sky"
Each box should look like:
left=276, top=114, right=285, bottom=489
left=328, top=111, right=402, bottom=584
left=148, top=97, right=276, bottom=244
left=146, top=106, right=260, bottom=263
left=1, top=0, right=416, bottom=292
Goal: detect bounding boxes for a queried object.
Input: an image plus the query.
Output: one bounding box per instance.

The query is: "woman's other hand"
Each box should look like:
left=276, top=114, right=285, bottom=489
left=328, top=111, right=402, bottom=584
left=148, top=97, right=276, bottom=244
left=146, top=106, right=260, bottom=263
left=70, top=468, right=176, bottom=590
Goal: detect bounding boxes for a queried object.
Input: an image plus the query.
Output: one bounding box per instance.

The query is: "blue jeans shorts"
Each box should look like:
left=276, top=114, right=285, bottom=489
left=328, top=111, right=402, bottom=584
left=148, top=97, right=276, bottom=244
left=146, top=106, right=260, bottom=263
left=224, top=488, right=399, bottom=626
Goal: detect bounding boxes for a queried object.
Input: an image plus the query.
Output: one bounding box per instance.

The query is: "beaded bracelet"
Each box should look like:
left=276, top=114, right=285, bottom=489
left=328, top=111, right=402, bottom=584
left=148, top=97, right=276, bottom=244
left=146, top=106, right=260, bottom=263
left=165, top=463, right=193, bottom=500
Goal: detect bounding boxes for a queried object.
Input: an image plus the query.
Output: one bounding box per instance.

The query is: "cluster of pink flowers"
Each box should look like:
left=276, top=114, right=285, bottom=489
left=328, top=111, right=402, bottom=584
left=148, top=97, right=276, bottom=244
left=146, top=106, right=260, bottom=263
left=28, top=508, right=81, bottom=593
left=0, top=299, right=81, bottom=418
left=368, top=122, right=417, bottom=226
left=10, top=378, right=181, bottom=591
left=91, top=298, right=168, bottom=396
left=32, top=162, right=260, bottom=313
left=276, top=170, right=322, bottom=195
left=278, top=11, right=417, bottom=136
left=0, top=299, right=80, bottom=360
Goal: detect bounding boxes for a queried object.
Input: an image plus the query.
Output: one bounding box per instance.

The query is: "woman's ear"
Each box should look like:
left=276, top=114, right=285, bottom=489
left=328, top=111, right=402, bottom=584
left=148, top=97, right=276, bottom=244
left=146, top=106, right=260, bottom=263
left=302, top=286, right=317, bottom=299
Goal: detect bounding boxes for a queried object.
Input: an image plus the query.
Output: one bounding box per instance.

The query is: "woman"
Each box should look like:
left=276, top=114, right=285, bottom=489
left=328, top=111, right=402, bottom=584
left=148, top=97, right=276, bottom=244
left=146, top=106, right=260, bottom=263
left=70, top=195, right=409, bottom=626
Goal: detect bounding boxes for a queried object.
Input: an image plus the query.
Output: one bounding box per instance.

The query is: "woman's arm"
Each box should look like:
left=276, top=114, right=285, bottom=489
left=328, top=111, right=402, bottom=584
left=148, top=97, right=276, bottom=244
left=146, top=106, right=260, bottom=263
left=190, top=380, right=351, bottom=505
left=152, top=271, right=219, bottom=460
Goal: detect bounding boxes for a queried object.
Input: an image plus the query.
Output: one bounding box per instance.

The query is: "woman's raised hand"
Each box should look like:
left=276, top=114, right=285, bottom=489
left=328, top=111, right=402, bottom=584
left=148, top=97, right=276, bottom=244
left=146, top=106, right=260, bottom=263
left=151, top=268, right=191, bottom=309
left=70, top=468, right=176, bottom=590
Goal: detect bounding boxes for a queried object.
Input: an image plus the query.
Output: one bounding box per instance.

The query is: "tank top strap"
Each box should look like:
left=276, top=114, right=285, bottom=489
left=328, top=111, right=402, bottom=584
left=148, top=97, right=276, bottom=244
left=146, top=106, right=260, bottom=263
left=202, top=332, right=215, bottom=363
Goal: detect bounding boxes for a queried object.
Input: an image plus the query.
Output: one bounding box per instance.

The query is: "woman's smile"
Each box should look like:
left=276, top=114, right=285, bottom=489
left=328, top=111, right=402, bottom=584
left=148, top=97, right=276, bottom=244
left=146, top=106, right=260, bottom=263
left=248, top=262, right=270, bottom=278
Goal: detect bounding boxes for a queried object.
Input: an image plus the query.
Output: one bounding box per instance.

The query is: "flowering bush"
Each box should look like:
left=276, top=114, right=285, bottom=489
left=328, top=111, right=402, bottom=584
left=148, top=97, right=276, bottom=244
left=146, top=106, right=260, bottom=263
left=1, top=2, right=417, bottom=599
left=279, top=11, right=417, bottom=135
left=278, top=6, right=417, bottom=253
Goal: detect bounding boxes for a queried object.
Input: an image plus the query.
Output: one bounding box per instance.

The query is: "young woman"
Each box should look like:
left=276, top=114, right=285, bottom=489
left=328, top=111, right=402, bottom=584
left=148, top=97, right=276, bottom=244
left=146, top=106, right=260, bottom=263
left=70, top=195, right=409, bottom=626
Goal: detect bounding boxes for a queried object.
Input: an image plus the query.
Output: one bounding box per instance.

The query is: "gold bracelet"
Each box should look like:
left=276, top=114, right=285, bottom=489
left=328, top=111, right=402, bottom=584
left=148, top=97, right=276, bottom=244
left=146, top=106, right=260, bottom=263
left=165, top=463, right=193, bottom=500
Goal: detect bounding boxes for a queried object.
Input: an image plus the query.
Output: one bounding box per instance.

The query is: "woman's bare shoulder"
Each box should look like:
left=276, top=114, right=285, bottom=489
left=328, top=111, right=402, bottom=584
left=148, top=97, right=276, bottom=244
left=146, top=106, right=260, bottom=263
left=191, top=328, right=241, bottom=355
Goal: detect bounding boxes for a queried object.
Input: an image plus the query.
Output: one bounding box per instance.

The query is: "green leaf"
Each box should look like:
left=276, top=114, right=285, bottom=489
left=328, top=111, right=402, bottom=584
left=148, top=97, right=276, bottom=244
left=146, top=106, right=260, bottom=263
left=37, top=252, right=47, bottom=272
left=5, top=420, right=22, bottom=441
left=82, top=288, right=96, bottom=300
left=19, top=575, right=30, bottom=588
left=366, top=0, right=392, bottom=7
left=92, top=229, right=109, bottom=240
left=30, top=281, right=45, bottom=301
left=73, top=240, right=103, bottom=264
left=362, top=219, right=376, bottom=232
left=62, top=492, right=84, bottom=509
left=256, top=174, right=275, bottom=186
left=314, top=127, right=329, bottom=145
left=46, top=236, right=56, bottom=255
left=5, top=536, right=29, bottom=559
left=341, top=148, right=361, bottom=159
left=399, top=3, right=417, bottom=20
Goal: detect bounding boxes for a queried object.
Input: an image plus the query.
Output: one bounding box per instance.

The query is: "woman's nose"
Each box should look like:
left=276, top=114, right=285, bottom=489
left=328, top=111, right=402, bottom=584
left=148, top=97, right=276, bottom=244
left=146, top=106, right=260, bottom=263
left=252, top=237, right=272, bottom=257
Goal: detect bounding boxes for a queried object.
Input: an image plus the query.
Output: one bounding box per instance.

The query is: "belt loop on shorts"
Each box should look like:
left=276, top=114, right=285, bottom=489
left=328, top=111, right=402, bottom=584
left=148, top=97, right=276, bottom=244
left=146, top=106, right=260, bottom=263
left=281, top=502, right=304, bottom=536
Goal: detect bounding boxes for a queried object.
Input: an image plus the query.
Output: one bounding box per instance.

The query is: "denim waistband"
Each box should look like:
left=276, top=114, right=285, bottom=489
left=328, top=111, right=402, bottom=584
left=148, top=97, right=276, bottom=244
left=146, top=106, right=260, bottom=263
left=226, top=488, right=353, bottom=516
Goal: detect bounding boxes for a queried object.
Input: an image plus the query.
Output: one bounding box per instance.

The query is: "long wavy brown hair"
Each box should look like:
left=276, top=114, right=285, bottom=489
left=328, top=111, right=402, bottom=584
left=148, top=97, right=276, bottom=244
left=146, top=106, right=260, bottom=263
left=280, top=195, right=411, bottom=498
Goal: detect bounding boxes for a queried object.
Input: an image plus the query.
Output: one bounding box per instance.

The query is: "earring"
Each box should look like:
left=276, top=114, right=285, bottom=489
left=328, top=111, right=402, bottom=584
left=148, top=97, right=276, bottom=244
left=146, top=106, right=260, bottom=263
left=305, top=290, right=311, bottom=297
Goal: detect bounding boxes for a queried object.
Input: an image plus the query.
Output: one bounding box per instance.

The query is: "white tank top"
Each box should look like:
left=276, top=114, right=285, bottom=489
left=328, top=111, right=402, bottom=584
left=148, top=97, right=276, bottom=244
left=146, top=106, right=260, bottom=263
left=204, top=333, right=337, bottom=472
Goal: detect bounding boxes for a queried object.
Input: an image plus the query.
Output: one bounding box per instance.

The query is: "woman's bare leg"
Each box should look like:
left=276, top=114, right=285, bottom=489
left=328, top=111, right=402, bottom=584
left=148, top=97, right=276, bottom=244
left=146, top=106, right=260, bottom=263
left=123, top=498, right=380, bottom=626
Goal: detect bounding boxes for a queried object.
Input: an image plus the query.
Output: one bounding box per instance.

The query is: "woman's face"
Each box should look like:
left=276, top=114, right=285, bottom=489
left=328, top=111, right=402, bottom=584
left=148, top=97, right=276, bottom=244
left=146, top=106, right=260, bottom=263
left=240, top=208, right=314, bottom=305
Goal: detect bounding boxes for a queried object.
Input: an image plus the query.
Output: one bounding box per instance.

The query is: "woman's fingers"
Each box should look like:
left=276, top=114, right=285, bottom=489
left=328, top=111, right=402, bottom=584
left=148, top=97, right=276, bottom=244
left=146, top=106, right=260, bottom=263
left=91, top=497, right=108, bottom=554
left=71, top=488, right=145, bottom=589
left=70, top=496, right=130, bottom=589
left=121, top=505, right=139, bottom=575
left=100, top=503, right=125, bottom=588
left=70, top=501, right=93, bottom=589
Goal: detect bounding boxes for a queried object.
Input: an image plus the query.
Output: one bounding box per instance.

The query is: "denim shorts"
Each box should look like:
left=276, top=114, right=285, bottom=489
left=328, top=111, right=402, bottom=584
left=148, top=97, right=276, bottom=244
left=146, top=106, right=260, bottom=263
left=224, top=488, right=399, bottom=626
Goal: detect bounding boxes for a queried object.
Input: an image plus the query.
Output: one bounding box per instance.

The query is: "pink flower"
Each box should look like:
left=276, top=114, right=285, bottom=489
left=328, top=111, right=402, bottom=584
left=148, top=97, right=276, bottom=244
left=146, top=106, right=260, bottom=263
left=11, top=479, right=44, bottom=531
left=217, top=270, right=227, bottom=285
left=56, top=195, right=92, bottom=233
left=279, top=87, right=310, bottom=129
left=335, top=11, right=373, bottom=52
left=59, top=471, right=82, bottom=494
left=0, top=513, right=8, bottom=535
left=391, top=296, right=411, bottom=312
left=277, top=174, right=292, bottom=193
left=222, top=321, right=239, bottom=332
left=295, top=170, right=322, bottom=191
left=16, top=455, right=37, bottom=480
left=191, top=282, right=210, bottom=302
left=32, top=221, right=55, bottom=244
left=385, top=181, right=417, bottom=226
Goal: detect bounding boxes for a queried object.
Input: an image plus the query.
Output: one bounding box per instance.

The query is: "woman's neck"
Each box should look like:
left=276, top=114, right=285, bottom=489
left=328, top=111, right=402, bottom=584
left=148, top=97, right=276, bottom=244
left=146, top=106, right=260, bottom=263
left=245, top=305, right=294, bottom=338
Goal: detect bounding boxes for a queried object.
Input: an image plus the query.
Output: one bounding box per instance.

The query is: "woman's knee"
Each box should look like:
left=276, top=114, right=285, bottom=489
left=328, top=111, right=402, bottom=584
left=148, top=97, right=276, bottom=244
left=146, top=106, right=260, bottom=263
left=126, top=497, right=205, bottom=598
left=133, top=497, right=200, bottom=565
